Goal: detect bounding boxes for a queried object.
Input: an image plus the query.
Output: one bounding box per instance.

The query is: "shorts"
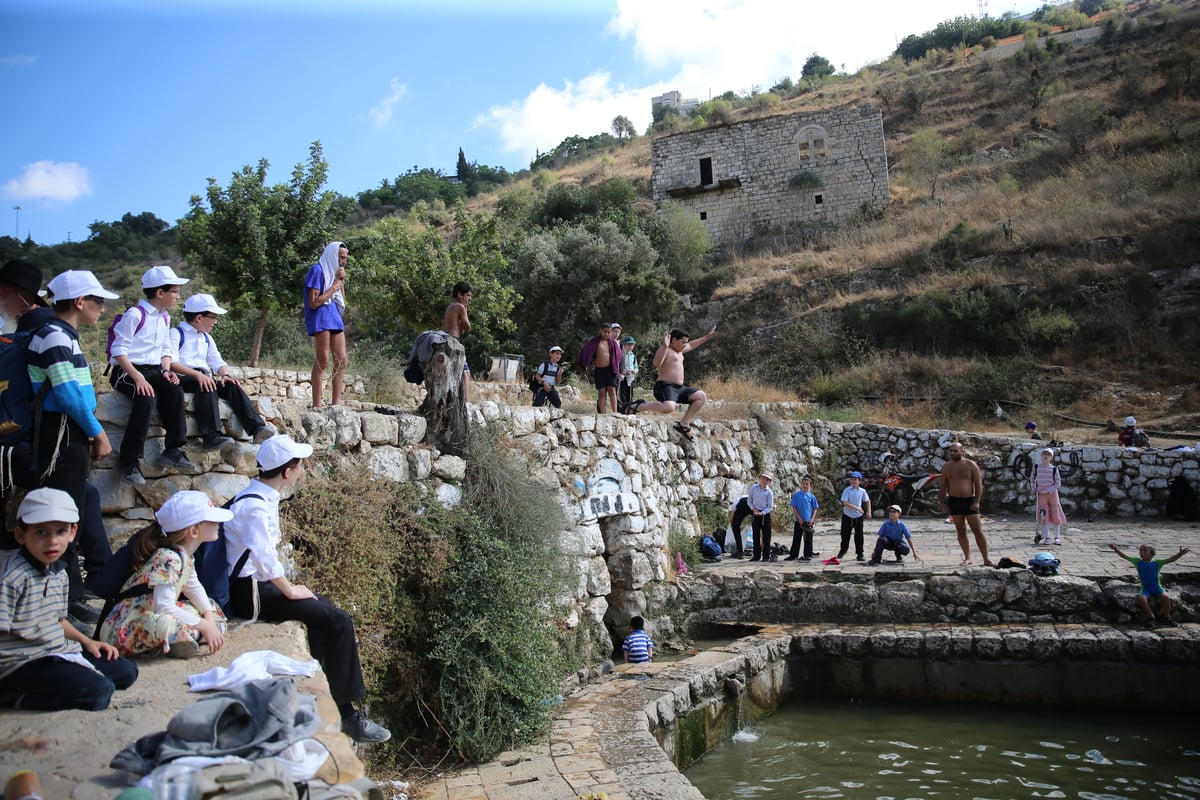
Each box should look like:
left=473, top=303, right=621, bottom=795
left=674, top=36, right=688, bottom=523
left=653, top=381, right=700, bottom=404
left=946, top=495, right=977, bottom=516
left=594, top=366, right=618, bottom=389
left=1141, top=587, right=1166, bottom=598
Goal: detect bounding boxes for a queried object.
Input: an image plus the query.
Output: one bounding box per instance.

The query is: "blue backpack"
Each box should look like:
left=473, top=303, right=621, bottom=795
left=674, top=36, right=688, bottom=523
left=0, top=316, right=70, bottom=449
left=700, top=534, right=723, bottom=560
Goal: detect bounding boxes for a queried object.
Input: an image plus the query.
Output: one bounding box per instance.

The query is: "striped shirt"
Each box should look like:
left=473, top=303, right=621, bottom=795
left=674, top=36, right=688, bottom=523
left=27, top=318, right=104, bottom=437
left=0, top=549, right=78, bottom=679
left=622, top=629, right=654, bottom=663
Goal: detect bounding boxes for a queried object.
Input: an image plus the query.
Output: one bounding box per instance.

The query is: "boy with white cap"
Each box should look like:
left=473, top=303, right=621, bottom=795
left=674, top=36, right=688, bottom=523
left=532, top=346, right=565, bottom=409
left=171, top=293, right=273, bottom=445
left=109, top=265, right=197, bottom=484
left=223, top=435, right=391, bottom=744
left=0, top=488, right=138, bottom=710
left=27, top=270, right=120, bottom=618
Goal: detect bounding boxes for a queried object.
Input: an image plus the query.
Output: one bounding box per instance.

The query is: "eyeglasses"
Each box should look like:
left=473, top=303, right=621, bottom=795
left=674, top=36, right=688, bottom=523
left=84, top=295, right=106, bottom=307
left=200, top=312, right=219, bottom=319
left=165, top=287, right=181, bottom=294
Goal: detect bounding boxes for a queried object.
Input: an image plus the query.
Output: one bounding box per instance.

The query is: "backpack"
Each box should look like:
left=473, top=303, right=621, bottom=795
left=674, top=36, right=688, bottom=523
left=86, top=493, right=262, bottom=626
left=403, top=360, right=424, bottom=385
left=699, top=534, right=723, bottom=560
left=1027, top=551, right=1060, bottom=576
left=0, top=317, right=70, bottom=450
left=173, top=323, right=210, bottom=358
left=103, top=306, right=150, bottom=373
left=191, top=759, right=298, bottom=800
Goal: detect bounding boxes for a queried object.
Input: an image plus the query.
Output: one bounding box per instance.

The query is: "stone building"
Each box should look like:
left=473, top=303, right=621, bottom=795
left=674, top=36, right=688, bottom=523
left=650, top=105, right=889, bottom=246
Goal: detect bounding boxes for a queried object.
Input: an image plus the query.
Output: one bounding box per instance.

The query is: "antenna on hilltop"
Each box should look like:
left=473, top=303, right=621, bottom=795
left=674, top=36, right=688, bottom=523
left=977, top=0, right=988, bottom=17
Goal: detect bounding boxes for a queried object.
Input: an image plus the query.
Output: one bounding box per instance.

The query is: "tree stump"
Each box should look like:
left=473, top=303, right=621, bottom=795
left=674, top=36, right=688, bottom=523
left=418, top=336, right=469, bottom=456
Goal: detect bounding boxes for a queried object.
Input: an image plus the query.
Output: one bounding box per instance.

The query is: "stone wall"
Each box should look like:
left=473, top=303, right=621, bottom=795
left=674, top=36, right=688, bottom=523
left=88, top=377, right=1200, bottom=663
left=650, top=106, right=889, bottom=246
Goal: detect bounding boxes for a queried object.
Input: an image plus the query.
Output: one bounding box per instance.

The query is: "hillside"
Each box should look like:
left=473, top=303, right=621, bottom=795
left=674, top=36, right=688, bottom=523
left=465, top=0, right=1200, bottom=436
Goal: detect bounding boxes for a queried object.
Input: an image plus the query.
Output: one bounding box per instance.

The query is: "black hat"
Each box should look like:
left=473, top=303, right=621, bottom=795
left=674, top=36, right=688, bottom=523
left=0, top=260, right=47, bottom=307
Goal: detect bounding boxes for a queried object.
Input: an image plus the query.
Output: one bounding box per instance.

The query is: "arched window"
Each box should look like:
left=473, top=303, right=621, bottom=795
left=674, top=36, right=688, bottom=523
left=794, top=124, right=829, bottom=163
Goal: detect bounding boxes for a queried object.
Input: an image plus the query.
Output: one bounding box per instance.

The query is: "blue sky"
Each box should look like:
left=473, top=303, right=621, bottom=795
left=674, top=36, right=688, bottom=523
left=2, top=0, right=1040, bottom=245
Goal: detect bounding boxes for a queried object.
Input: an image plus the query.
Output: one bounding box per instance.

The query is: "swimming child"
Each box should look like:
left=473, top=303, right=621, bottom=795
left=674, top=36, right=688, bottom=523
left=1030, top=447, right=1066, bottom=545
left=99, top=491, right=229, bottom=658
left=1107, top=542, right=1189, bottom=626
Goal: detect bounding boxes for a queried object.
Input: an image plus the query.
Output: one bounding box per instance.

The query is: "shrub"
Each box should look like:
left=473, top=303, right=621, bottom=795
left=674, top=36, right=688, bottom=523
left=668, top=523, right=701, bottom=572
left=807, top=369, right=859, bottom=405
left=788, top=171, right=823, bottom=189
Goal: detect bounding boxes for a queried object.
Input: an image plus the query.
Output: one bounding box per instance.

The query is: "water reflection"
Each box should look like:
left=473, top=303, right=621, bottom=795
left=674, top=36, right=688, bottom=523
left=684, top=698, right=1199, bottom=799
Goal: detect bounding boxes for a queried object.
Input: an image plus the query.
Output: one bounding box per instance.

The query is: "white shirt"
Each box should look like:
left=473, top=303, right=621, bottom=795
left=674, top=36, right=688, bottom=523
left=109, top=299, right=174, bottom=366
left=748, top=484, right=774, bottom=514
left=222, top=479, right=286, bottom=582
left=173, top=320, right=227, bottom=374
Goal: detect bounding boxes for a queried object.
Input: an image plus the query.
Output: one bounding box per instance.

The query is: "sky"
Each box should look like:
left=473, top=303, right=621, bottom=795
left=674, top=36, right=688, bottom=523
left=2, top=0, right=1042, bottom=246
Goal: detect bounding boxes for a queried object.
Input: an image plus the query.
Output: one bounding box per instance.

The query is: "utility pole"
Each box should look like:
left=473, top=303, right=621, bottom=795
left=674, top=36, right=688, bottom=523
left=12, top=206, right=20, bottom=239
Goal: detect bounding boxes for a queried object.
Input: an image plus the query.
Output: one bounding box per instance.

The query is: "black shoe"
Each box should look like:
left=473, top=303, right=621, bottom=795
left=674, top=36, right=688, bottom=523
left=784, top=556, right=798, bottom=561
left=68, top=600, right=101, bottom=624
left=856, top=554, right=865, bottom=561
left=201, top=433, right=233, bottom=451
left=799, top=556, right=812, bottom=562
left=160, top=448, right=199, bottom=473
left=867, top=559, right=881, bottom=566
left=731, top=553, right=744, bottom=559
left=119, top=464, right=146, bottom=485
left=749, top=556, right=760, bottom=562
left=341, top=711, right=391, bottom=744
left=895, top=555, right=904, bottom=563
left=811, top=552, right=820, bottom=557
left=768, top=555, right=779, bottom=562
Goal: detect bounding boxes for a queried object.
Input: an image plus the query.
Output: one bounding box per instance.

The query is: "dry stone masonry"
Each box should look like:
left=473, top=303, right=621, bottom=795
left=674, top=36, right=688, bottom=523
left=651, top=106, right=889, bottom=246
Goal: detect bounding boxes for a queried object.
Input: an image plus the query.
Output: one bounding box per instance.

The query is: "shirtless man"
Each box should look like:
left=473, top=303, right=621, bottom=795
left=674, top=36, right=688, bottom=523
left=630, top=326, right=716, bottom=440
left=443, top=281, right=472, bottom=402
left=939, top=441, right=993, bottom=566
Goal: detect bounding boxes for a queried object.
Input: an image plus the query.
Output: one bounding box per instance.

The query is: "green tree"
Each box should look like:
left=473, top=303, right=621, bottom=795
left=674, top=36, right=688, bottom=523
left=456, top=147, right=472, bottom=182
left=650, top=201, right=715, bottom=297
left=177, top=141, right=343, bottom=365
left=801, top=53, right=836, bottom=80
left=611, top=115, right=636, bottom=142
left=905, top=129, right=956, bottom=200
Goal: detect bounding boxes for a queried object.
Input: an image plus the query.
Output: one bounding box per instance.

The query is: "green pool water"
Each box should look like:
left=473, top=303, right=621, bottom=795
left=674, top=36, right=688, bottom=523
left=684, top=697, right=1199, bottom=798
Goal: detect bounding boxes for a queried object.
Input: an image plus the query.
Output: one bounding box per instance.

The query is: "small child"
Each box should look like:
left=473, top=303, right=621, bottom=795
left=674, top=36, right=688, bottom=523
left=98, top=491, right=229, bottom=658
left=868, top=504, right=921, bottom=565
left=1107, top=542, right=1189, bottom=626
left=1030, top=447, right=1066, bottom=545
left=622, top=615, right=654, bottom=663
left=827, top=471, right=871, bottom=565
left=618, top=335, right=638, bottom=411
left=786, top=476, right=820, bottom=561
left=0, top=488, right=137, bottom=710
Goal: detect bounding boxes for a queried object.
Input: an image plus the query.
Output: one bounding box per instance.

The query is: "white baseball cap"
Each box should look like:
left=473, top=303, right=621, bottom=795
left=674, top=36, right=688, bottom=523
left=1124, top=416, right=1136, bottom=427
left=549, top=345, right=563, bottom=353
left=18, top=488, right=79, bottom=524
left=183, top=293, right=227, bottom=315
left=257, top=434, right=314, bottom=471
left=155, top=490, right=234, bottom=532
left=141, top=265, right=189, bottom=288
left=46, top=270, right=120, bottom=302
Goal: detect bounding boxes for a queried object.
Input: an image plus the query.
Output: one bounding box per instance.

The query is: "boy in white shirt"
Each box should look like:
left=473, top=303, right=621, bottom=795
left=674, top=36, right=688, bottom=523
left=170, top=294, right=274, bottom=445
left=108, top=266, right=197, bottom=484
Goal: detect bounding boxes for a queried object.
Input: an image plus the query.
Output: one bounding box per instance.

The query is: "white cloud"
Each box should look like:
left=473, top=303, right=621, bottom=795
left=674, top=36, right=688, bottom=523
left=367, top=77, right=408, bottom=129
left=2, top=161, right=93, bottom=203
left=475, top=72, right=657, bottom=166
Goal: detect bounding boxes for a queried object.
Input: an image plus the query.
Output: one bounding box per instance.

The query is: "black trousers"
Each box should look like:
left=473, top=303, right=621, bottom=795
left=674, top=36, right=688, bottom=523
left=618, top=380, right=633, bottom=409
left=838, top=514, right=865, bottom=559
left=111, top=366, right=187, bottom=463
left=729, top=498, right=752, bottom=556
left=0, top=651, right=137, bottom=711
left=532, top=386, right=561, bottom=408
left=177, top=374, right=264, bottom=437
left=751, top=512, right=772, bottom=559
left=230, top=577, right=366, bottom=707
left=789, top=521, right=815, bottom=559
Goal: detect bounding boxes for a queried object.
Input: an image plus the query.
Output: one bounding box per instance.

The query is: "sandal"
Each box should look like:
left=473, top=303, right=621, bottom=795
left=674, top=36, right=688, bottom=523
left=629, top=400, right=644, bottom=415
left=673, top=422, right=694, bottom=441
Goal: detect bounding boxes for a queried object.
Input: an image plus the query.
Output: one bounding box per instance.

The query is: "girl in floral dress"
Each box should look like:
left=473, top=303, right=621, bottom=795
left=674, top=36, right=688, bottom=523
left=99, top=491, right=230, bottom=658
left=1030, top=447, right=1067, bottom=546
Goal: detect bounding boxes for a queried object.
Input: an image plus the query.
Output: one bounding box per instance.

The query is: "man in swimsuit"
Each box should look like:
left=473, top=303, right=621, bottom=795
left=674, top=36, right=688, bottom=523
left=939, top=441, right=993, bottom=566
left=443, top=281, right=472, bottom=403
left=629, top=326, right=716, bottom=440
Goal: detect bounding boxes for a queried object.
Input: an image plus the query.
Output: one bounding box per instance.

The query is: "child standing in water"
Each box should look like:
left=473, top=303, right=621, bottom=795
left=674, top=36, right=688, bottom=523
left=99, top=491, right=228, bottom=658
left=1030, top=447, right=1066, bottom=545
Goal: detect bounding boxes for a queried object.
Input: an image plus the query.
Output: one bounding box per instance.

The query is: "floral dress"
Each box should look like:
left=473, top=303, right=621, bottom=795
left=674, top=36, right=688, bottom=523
left=98, top=546, right=226, bottom=656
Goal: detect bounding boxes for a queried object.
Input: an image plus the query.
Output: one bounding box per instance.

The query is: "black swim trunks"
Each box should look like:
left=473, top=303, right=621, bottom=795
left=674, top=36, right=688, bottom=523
left=653, top=381, right=700, bottom=404
left=594, top=366, right=619, bottom=389
left=946, top=495, right=978, bottom=516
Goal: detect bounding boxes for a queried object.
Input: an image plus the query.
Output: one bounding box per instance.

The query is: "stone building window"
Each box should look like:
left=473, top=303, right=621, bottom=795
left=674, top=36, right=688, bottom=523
left=795, top=125, right=829, bottom=163
left=699, top=211, right=708, bottom=220
left=814, top=193, right=824, bottom=206
left=699, top=157, right=713, bottom=186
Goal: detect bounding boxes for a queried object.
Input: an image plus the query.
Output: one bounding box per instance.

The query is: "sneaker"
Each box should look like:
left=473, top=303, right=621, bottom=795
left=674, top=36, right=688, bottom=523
left=1054, top=538, right=1062, bottom=545
left=68, top=600, right=101, bottom=625
left=856, top=554, right=865, bottom=561
left=252, top=423, right=277, bottom=444
left=120, top=464, right=146, bottom=485
left=749, top=557, right=760, bottom=562
left=201, top=433, right=233, bottom=451
left=166, top=638, right=201, bottom=659
left=783, top=556, right=798, bottom=561
left=867, top=559, right=881, bottom=566
left=342, top=711, right=392, bottom=744
left=731, top=553, right=743, bottom=559
left=160, top=448, right=199, bottom=473
left=799, top=556, right=812, bottom=562
left=822, top=557, right=840, bottom=565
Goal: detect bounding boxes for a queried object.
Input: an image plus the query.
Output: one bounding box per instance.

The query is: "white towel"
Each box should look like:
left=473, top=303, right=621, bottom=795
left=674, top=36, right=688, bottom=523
left=188, top=649, right=319, bottom=692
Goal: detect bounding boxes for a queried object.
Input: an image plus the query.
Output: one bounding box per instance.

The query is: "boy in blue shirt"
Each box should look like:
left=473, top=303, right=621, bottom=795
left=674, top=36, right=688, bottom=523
left=1107, top=542, right=1189, bottom=626
left=622, top=615, right=654, bottom=663
left=868, top=505, right=921, bottom=565
left=785, top=476, right=820, bottom=561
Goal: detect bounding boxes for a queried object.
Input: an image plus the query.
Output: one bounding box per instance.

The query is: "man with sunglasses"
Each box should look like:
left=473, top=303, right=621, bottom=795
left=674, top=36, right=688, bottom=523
left=171, top=294, right=274, bottom=445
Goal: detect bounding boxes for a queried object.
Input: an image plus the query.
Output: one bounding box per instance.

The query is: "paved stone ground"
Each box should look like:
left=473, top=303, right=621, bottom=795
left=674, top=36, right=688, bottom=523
left=709, top=515, right=1200, bottom=581
left=416, top=515, right=1200, bottom=800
